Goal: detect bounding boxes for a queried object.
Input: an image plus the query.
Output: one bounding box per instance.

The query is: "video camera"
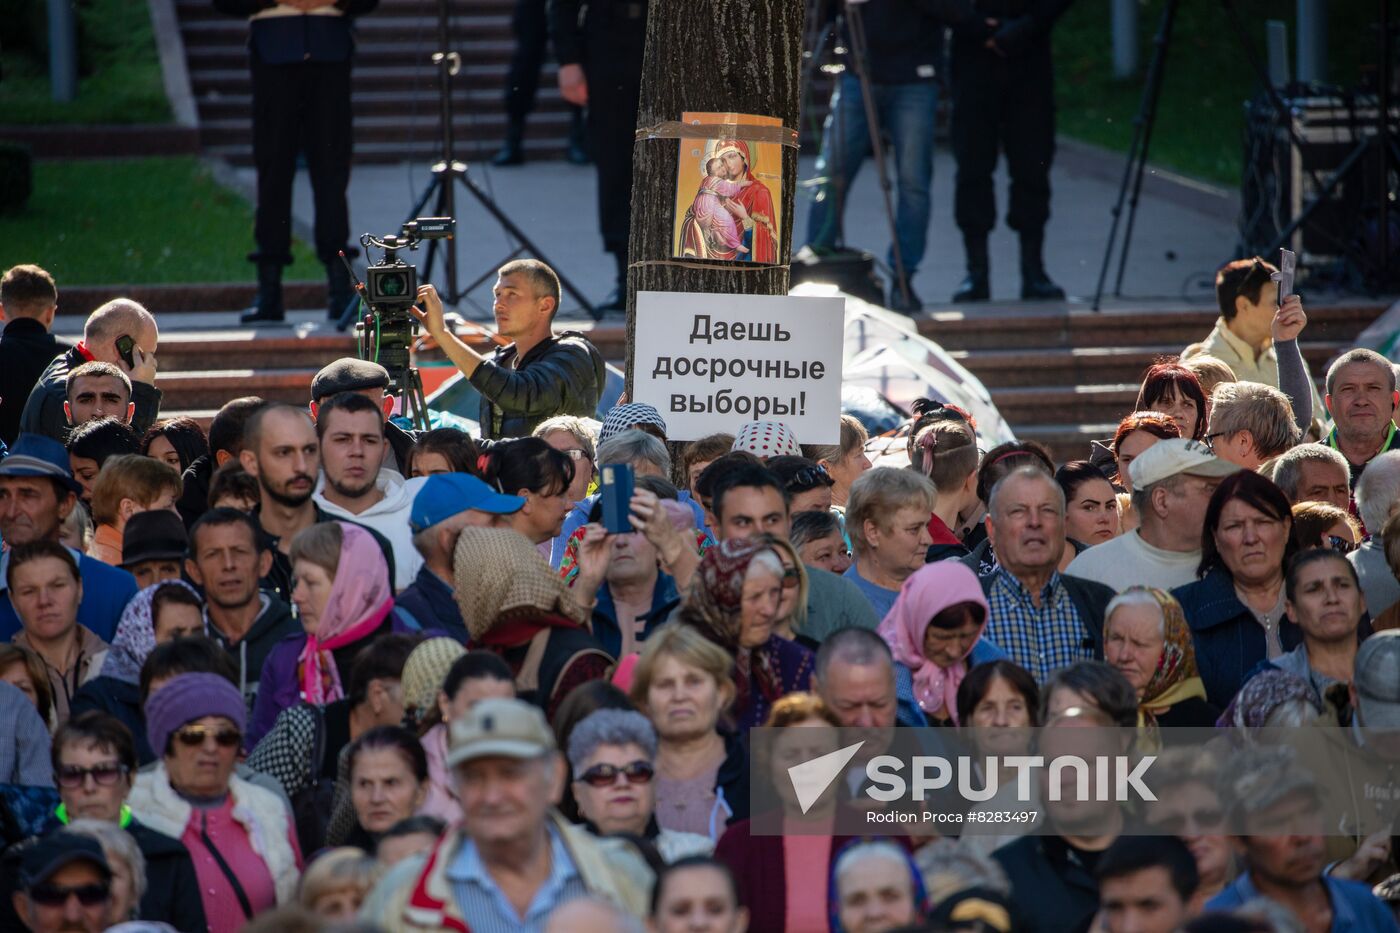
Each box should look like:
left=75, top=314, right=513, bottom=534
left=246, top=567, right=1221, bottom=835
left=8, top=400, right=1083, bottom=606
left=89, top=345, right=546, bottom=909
left=355, top=217, right=455, bottom=374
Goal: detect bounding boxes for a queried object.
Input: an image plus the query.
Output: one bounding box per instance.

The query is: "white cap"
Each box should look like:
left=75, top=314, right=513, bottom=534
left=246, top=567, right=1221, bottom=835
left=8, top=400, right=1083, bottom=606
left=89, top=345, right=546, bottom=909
left=1129, top=438, right=1242, bottom=488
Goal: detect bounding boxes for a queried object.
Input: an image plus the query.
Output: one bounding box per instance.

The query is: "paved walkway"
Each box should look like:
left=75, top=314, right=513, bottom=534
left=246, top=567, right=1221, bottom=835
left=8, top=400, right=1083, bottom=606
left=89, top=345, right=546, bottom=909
left=227, top=138, right=1240, bottom=323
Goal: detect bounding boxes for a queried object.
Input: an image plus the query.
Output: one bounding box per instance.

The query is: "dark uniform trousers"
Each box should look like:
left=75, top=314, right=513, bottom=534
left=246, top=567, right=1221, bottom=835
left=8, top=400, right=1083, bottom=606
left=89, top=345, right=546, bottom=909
left=550, top=0, right=646, bottom=258
left=250, top=54, right=353, bottom=267
left=504, top=0, right=549, bottom=122
left=949, top=40, right=1055, bottom=242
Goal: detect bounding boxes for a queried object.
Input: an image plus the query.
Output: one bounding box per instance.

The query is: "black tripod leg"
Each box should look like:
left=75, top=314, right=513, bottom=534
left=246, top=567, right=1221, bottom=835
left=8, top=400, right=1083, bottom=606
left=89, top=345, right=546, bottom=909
left=455, top=173, right=599, bottom=319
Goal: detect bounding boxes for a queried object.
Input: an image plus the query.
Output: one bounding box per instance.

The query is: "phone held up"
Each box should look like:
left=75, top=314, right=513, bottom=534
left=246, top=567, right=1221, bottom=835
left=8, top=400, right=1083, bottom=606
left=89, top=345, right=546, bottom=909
left=114, top=335, right=137, bottom=370
left=600, top=463, right=635, bottom=535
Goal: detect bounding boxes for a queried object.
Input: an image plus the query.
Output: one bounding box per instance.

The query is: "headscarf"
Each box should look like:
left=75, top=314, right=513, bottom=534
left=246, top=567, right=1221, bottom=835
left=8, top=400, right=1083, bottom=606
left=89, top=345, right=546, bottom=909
left=599, top=404, right=667, bottom=444
left=1216, top=669, right=1318, bottom=732
left=1108, top=588, right=1209, bottom=745
left=877, top=561, right=988, bottom=723
left=452, top=526, right=587, bottom=645
left=297, top=522, right=394, bottom=706
left=678, top=537, right=782, bottom=713
left=732, top=421, right=801, bottom=459
left=100, top=580, right=203, bottom=685
left=401, top=637, right=467, bottom=721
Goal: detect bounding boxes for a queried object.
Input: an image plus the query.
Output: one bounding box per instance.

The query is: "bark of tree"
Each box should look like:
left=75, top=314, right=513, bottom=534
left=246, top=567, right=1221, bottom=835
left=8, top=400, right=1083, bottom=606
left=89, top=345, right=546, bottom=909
left=624, top=0, right=808, bottom=393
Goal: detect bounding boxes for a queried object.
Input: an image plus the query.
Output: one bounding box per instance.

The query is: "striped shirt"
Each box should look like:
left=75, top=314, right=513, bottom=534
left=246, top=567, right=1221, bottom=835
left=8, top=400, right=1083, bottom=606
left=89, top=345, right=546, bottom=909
left=446, top=825, right=589, bottom=932
left=984, top=568, right=1094, bottom=682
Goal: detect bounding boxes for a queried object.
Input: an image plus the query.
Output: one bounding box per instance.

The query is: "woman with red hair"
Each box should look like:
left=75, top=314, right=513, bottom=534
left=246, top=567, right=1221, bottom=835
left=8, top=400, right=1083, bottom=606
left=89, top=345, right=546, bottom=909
left=1136, top=361, right=1209, bottom=441
left=1112, top=411, right=1181, bottom=492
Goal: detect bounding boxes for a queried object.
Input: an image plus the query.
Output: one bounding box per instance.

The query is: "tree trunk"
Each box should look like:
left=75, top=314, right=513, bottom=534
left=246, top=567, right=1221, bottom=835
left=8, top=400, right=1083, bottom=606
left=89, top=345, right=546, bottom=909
left=624, top=0, right=808, bottom=393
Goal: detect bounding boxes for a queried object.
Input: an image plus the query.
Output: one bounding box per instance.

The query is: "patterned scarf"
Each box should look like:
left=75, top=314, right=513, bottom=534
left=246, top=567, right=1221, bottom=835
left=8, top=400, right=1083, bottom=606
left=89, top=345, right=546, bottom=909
left=297, top=523, right=394, bottom=706
left=452, top=526, right=587, bottom=644
left=1111, top=587, right=1208, bottom=749
left=100, top=580, right=203, bottom=685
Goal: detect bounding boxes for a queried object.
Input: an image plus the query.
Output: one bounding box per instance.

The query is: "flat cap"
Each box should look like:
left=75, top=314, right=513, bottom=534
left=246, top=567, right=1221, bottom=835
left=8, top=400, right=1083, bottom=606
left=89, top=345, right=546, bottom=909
left=311, top=358, right=390, bottom=403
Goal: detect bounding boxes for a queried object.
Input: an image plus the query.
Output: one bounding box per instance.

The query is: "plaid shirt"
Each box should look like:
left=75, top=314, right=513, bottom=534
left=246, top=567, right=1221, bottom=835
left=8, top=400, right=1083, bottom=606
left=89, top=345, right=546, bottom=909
left=984, top=568, right=1094, bottom=682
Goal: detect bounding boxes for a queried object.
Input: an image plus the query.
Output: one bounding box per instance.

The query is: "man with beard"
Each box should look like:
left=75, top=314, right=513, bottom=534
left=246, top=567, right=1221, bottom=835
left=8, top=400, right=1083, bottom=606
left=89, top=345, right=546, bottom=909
left=310, top=391, right=418, bottom=590
left=238, top=403, right=396, bottom=600
left=1207, top=746, right=1395, bottom=927
left=185, top=508, right=297, bottom=711
left=1325, top=348, right=1400, bottom=486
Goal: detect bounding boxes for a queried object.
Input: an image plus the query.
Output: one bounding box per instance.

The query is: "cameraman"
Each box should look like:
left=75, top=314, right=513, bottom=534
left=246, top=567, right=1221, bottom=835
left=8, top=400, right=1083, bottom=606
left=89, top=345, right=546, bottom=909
left=802, top=0, right=974, bottom=313
left=412, top=260, right=605, bottom=440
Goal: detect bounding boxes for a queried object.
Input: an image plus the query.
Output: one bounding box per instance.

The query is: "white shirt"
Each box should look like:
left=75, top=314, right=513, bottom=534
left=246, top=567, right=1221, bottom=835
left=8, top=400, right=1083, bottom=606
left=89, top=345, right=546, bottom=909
left=1066, top=530, right=1201, bottom=593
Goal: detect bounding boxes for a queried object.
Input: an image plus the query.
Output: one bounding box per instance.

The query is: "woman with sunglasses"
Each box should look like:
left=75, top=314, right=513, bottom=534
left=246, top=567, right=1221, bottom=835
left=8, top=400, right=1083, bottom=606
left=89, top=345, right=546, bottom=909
left=1289, top=501, right=1360, bottom=553
left=129, top=672, right=301, bottom=933
left=1143, top=747, right=1234, bottom=913
left=877, top=561, right=1004, bottom=726
left=567, top=708, right=713, bottom=862
left=48, top=711, right=206, bottom=932
left=677, top=537, right=815, bottom=730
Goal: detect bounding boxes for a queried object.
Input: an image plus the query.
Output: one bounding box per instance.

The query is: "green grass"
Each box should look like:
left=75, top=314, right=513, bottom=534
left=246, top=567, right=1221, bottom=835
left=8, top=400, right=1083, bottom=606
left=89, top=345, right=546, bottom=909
left=0, top=158, right=319, bottom=285
left=0, top=0, right=170, bottom=124
left=1054, top=1, right=1376, bottom=185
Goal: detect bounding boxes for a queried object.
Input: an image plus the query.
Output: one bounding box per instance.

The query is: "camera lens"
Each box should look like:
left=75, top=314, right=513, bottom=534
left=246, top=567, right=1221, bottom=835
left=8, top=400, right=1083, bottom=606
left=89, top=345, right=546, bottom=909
left=379, top=272, right=409, bottom=297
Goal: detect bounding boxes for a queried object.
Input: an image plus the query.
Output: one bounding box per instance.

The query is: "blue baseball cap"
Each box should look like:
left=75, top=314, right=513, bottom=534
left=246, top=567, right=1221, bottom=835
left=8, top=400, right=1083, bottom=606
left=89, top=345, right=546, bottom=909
left=0, top=434, right=83, bottom=494
left=410, top=473, right=524, bottom=533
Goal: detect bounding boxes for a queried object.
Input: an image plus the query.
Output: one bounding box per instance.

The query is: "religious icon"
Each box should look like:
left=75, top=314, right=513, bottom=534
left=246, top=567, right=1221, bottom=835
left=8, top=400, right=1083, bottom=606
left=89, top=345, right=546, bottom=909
left=673, top=112, right=783, bottom=264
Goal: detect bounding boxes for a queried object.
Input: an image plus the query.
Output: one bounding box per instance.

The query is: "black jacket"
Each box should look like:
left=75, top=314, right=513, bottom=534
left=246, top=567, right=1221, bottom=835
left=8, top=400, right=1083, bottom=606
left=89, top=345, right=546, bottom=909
left=252, top=503, right=397, bottom=601
left=213, top=0, right=378, bottom=64
left=176, top=454, right=214, bottom=529
left=128, top=819, right=208, bottom=932
left=70, top=676, right=153, bottom=762
left=18, top=345, right=162, bottom=443
left=469, top=332, right=605, bottom=440
left=992, top=833, right=1101, bottom=933
left=836, top=0, right=973, bottom=84
left=0, top=318, right=69, bottom=445
left=204, top=592, right=300, bottom=712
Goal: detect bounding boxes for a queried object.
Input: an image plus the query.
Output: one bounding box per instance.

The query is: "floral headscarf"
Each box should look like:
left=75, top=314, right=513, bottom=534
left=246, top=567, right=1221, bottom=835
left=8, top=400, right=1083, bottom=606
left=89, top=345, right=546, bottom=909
left=1106, top=587, right=1207, bottom=746
left=1217, top=669, right=1319, bottom=733
left=100, top=580, right=203, bottom=685
left=679, top=537, right=782, bottom=713
left=877, top=561, right=987, bottom=723
left=297, top=522, right=394, bottom=706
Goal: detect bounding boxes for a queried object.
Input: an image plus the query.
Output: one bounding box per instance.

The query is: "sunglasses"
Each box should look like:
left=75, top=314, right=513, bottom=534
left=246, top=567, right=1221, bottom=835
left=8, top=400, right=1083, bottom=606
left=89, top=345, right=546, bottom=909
left=174, top=726, right=242, bottom=749
left=28, top=882, right=110, bottom=908
left=55, top=763, right=128, bottom=789
left=781, top=566, right=801, bottom=589
left=577, top=760, right=655, bottom=788
left=786, top=465, right=832, bottom=490
left=1152, top=807, right=1224, bottom=834
left=1328, top=535, right=1357, bottom=555
left=560, top=448, right=592, bottom=462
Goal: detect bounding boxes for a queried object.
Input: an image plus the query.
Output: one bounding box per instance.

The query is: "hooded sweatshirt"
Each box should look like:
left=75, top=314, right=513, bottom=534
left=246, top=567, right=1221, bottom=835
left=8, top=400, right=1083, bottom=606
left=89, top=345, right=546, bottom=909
left=204, top=592, right=299, bottom=714
left=313, top=470, right=422, bottom=591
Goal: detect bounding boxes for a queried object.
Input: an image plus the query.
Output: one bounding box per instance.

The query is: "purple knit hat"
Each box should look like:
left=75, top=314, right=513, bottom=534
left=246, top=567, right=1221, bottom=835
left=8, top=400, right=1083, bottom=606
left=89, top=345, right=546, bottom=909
left=144, top=672, right=247, bottom=757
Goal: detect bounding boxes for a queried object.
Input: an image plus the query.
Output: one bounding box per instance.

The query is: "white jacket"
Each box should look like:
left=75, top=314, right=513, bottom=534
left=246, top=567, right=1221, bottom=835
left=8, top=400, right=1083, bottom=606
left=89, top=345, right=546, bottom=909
left=128, top=763, right=300, bottom=905
left=314, top=470, right=423, bottom=591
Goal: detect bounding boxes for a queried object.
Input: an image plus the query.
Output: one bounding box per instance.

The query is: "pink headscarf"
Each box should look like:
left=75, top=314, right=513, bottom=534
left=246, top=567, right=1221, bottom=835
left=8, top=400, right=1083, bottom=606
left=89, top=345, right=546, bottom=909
left=298, top=522, right=395, bottom=705
left=877, top=561, right=989, bottom=723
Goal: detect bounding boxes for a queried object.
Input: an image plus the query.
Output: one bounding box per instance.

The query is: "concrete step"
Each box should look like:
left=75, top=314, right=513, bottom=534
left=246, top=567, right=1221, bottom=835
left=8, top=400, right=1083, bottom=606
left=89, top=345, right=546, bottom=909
left=1014, top=424, right=1115, bottom=465
left=990, top=384, right=1141, bottom=427
left=194, top=87, right=574, bottom=120
left=188, top=62, right=516, bottom=96
left=176, top=0, right=516, bottom=19
left=198, top=110, right=574, bottom=147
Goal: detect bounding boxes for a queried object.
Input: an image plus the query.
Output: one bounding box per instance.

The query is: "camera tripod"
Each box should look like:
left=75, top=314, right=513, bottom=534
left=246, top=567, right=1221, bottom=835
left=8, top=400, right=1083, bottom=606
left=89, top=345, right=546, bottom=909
left=801, top=0, right=913, bottom=309
left=405, top=0, right=599, bottom=321
left=1092, top=0, right=1399, bottom=309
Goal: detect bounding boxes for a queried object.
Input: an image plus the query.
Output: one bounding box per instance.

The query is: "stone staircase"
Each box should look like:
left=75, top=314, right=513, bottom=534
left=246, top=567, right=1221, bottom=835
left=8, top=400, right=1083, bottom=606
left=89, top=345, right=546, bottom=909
left=180, top=0, right=573, bottom=165
left=61, top=297, right=1389, bottom=462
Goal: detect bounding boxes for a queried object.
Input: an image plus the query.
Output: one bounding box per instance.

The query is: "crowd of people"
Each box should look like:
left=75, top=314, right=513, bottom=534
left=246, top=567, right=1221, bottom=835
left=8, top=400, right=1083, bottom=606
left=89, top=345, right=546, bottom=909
left=0, top=252, right=1398, bottom=933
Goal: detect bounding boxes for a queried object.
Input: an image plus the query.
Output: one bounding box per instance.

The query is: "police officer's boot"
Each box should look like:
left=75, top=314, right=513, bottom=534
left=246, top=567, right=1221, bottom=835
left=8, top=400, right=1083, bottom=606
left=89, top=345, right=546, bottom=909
left=951, top=236, right=990, bottom=303
left=492, top=119, right=526, bottom=166
left=1019, top=230, right=1066, bottom=301
left=598, top=252, right=627, bottom=313
left=326, top=259, right=356, bottom=322
left=567, top=108, right=591, bottom=165
left=240, top=263, right=286, bottom=324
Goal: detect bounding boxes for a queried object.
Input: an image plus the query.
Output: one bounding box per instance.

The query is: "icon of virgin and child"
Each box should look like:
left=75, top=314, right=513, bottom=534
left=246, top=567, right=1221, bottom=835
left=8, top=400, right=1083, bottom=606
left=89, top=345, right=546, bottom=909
left=676, top=138, right=779, bottom=263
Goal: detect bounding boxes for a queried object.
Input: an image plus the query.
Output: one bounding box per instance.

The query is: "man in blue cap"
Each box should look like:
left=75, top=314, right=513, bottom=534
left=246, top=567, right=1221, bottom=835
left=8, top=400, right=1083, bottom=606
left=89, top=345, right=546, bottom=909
left=394, top=473, right=525, bottom=640
left=0, top=434, right=137, bottom=642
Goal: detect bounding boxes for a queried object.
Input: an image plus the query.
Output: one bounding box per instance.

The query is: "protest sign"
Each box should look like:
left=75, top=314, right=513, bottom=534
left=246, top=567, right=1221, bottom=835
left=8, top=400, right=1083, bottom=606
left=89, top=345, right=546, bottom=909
left=632, top=291, right=844, bottom=443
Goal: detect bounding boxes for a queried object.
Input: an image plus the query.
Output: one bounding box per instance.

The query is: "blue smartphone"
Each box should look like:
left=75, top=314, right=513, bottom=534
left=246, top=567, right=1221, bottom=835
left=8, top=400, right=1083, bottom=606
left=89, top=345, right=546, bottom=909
left=600, top=463, right=635, bottom=535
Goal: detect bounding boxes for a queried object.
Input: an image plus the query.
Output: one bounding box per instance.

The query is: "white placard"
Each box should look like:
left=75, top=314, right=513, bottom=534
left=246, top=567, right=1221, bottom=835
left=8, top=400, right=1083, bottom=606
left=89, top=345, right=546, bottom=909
left=632, top=291, right=845, bottom=444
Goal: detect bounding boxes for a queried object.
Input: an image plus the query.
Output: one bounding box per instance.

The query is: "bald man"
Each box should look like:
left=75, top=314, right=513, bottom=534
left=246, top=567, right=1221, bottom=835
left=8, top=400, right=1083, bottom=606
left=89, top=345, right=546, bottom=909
left=19, top=298, right=161, bottom=442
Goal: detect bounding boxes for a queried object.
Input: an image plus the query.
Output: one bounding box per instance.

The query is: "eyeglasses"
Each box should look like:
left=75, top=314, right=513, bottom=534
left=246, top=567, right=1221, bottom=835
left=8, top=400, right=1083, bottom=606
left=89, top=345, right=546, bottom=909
left=27, top=882, right=110, bottom=907
left=577, top=760, right=655, bottom=788
left=55, top=763, right=128, bottom=789
left=1152, top=807, right=1224, bottom=835
left=174, top=726, right=242, bottom=749
left=781, top=566, right=801, bottom=589
left=785, top=465, right=832, bottom=490
left=1328, top=535, right=1357, bottom=554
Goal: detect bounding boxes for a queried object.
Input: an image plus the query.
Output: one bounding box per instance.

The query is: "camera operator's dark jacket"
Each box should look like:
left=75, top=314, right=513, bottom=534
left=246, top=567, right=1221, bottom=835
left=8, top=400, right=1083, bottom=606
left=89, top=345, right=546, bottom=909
left=470, top=331, right=605, bottom=440
left=212, top=0, right=379, bottom=64
left=19, top=345, right=162, bottom=443
left=831, top=0, right=974, bottom=85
